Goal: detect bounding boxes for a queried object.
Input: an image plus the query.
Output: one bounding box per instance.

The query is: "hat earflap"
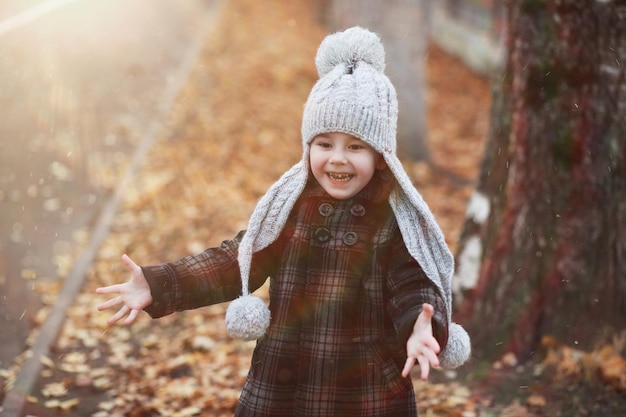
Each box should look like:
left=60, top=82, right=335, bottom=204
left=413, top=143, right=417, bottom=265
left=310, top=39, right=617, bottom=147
left=224, top=162, right=309, bottom=340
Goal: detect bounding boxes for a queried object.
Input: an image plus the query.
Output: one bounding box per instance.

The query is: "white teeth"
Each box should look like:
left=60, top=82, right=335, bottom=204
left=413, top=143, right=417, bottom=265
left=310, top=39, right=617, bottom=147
left=328, top=173, right=353, bottom=181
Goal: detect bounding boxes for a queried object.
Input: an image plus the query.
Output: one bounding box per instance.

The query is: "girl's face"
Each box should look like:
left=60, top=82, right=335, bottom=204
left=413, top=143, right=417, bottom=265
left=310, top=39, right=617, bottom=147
left=309, top=132, right=385, bottom=200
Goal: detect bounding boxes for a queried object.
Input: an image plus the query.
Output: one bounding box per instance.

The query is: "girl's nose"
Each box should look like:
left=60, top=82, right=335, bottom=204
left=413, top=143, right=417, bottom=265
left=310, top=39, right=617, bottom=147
left=329, top=149, right=347, bottom=164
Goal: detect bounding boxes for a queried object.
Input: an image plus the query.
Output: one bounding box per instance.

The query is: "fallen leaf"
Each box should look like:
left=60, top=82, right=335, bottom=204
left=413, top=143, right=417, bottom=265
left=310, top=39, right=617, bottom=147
left=42, top=381, right=68, bottom=398
left=39, top=355, right=55, bottom=369
left=526, top=393, right=547, bottom=407
left=598, top=354, right=626, bottom=391
left=59, top=398, right=80, bottom=410
left=501, top=352, right=518, bottom=368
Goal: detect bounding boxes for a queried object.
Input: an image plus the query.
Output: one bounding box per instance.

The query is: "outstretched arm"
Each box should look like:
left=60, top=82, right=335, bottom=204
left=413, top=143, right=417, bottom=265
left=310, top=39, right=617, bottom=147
left=402, top=303, right=441, bottom=380
left=96, top=254, right=153, bottom=325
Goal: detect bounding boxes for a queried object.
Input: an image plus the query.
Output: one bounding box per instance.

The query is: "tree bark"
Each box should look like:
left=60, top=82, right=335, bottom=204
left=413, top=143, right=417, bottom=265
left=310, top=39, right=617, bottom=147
left=453, top=0, right=626, bottom=362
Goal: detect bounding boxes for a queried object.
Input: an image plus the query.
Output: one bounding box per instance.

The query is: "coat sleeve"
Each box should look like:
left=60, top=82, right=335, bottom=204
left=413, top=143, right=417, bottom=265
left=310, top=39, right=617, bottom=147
left=142, top=231, right=277, bottom=318
left=385, top=231, right=449, bottom=349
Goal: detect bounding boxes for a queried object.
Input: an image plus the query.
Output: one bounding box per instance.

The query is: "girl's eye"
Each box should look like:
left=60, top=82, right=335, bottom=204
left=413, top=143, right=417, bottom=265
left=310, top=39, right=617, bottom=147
left=316, top=142, right=332, bottom=149
left=349, top=144, right=365, bottom=150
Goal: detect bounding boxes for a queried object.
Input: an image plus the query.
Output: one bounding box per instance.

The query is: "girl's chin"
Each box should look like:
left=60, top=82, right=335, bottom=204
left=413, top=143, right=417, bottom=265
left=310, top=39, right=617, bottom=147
left=321, top=183, right=360, bottom=199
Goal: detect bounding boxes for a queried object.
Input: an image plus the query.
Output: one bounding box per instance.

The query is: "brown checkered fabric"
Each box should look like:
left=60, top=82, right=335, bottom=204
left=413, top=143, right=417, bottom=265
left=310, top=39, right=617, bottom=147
left=143, top=174, right=447, bottom=416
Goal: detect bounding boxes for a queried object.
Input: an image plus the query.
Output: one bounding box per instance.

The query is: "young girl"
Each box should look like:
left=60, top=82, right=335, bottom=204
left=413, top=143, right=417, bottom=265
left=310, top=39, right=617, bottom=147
left=97, top=26, right=470, bottom=417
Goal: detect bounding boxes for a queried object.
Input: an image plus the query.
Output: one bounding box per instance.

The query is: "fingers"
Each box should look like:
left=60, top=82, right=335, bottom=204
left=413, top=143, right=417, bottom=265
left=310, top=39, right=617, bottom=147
left=96, top=284, right=122, bottom=295
left=420, top=303, right=434, bottom=321
left=98, top=299, right=140, bottom=325
left=417, top=354, right=431, bottom=380
left=403, top=303, right=442, bottom=380
left=111, top=306, right=139, bottom=326
left=124, top=308, right=139, bottom=325
left=95, top=255, right=144, bottom=326
left=423, top=346, right=440, bottom=369
left=402, top=356, right=415, bottom=378
left=403, top=349, right=439, bottom=380
left=97, top=295, right=122, bottom=311
left=121, top=254, right=140, bottom=274
left=414, top=303, right=434, bottom=333
left=108, top=305, right=130, bottom=324
left=424, top=336, right=441, bottom=354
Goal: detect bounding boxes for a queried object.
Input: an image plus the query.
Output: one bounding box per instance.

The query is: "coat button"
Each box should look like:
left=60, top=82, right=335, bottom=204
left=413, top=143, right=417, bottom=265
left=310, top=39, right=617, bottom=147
left=342, top=231, right=358, bottom=246
left=350, top=204, right=366, bottom=217
left=318, top=203, right=334, bottom=217
left=315, top=227, right=331, bottom=242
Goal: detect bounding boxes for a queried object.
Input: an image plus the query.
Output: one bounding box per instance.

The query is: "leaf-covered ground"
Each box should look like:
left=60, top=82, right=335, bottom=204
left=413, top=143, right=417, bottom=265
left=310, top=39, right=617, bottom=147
left=2, top=0, right=625, bottom=416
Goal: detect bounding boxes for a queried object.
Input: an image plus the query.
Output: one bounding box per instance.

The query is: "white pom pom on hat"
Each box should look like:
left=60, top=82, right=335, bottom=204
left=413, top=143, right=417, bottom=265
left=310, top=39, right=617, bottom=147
left=314, top=26, right=385, bottom=77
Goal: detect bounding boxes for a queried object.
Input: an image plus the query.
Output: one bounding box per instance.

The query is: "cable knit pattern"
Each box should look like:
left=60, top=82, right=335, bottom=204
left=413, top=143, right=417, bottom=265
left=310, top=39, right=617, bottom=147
left=225, top=26, right=471, bottom=368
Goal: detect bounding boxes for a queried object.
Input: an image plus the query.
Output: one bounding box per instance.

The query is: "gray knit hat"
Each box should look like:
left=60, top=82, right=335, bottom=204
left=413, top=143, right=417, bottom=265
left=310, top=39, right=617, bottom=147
left=225, top=27, right=470, bottom=369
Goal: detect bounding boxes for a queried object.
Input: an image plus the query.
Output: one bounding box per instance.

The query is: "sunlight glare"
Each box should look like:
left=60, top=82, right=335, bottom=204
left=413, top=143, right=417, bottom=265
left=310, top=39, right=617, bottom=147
left=0, top=0, right=81, bottom=37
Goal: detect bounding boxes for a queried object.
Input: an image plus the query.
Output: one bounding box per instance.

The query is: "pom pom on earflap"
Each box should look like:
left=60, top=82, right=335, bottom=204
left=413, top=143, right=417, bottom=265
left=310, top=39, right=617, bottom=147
left=225, top=295, right=271, bottom=341
left=315, top=26, right=385, bottom=77
left=439, top=323, right=472, bottom=369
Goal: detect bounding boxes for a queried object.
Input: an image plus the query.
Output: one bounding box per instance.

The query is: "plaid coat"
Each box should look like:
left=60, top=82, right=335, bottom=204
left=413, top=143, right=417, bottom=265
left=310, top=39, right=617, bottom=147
left=143, top=175, right=448, bottom=417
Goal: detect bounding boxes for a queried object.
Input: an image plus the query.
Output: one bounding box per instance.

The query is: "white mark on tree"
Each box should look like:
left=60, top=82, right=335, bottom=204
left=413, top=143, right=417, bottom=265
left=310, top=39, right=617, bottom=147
left=466, top=191, right=490, bottom=224
left=453, top=235, right=483, bottom=298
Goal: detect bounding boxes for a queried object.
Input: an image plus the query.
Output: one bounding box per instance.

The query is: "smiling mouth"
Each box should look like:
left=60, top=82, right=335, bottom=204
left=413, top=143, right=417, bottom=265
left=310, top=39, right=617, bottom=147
left=328, top=173, right=353, bottom=182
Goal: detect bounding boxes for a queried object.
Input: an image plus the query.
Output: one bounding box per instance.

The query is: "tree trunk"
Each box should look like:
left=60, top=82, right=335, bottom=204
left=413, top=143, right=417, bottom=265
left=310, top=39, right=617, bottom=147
left=453, top=0, right=626, bottom=362
left=321, top=0, right=431, bottom=161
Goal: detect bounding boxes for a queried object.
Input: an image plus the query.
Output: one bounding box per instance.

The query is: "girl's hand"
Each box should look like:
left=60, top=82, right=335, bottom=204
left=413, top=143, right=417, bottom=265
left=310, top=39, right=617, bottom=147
left=402, top=303, right=441, bottom=380
left=96, top=254, right=152, bottom=325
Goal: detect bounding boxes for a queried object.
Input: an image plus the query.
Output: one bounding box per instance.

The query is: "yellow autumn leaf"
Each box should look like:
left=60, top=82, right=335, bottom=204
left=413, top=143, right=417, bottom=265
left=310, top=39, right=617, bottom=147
left=42, top=381, right=68, bottom=398
left=39, top=355, right=55, bottom=369
left=527, top=393, right=547, bottom=407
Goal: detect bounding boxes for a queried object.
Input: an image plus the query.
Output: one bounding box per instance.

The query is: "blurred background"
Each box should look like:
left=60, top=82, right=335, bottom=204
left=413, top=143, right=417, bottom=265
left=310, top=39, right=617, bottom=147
left=0, top=0, right=213, bottom=363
